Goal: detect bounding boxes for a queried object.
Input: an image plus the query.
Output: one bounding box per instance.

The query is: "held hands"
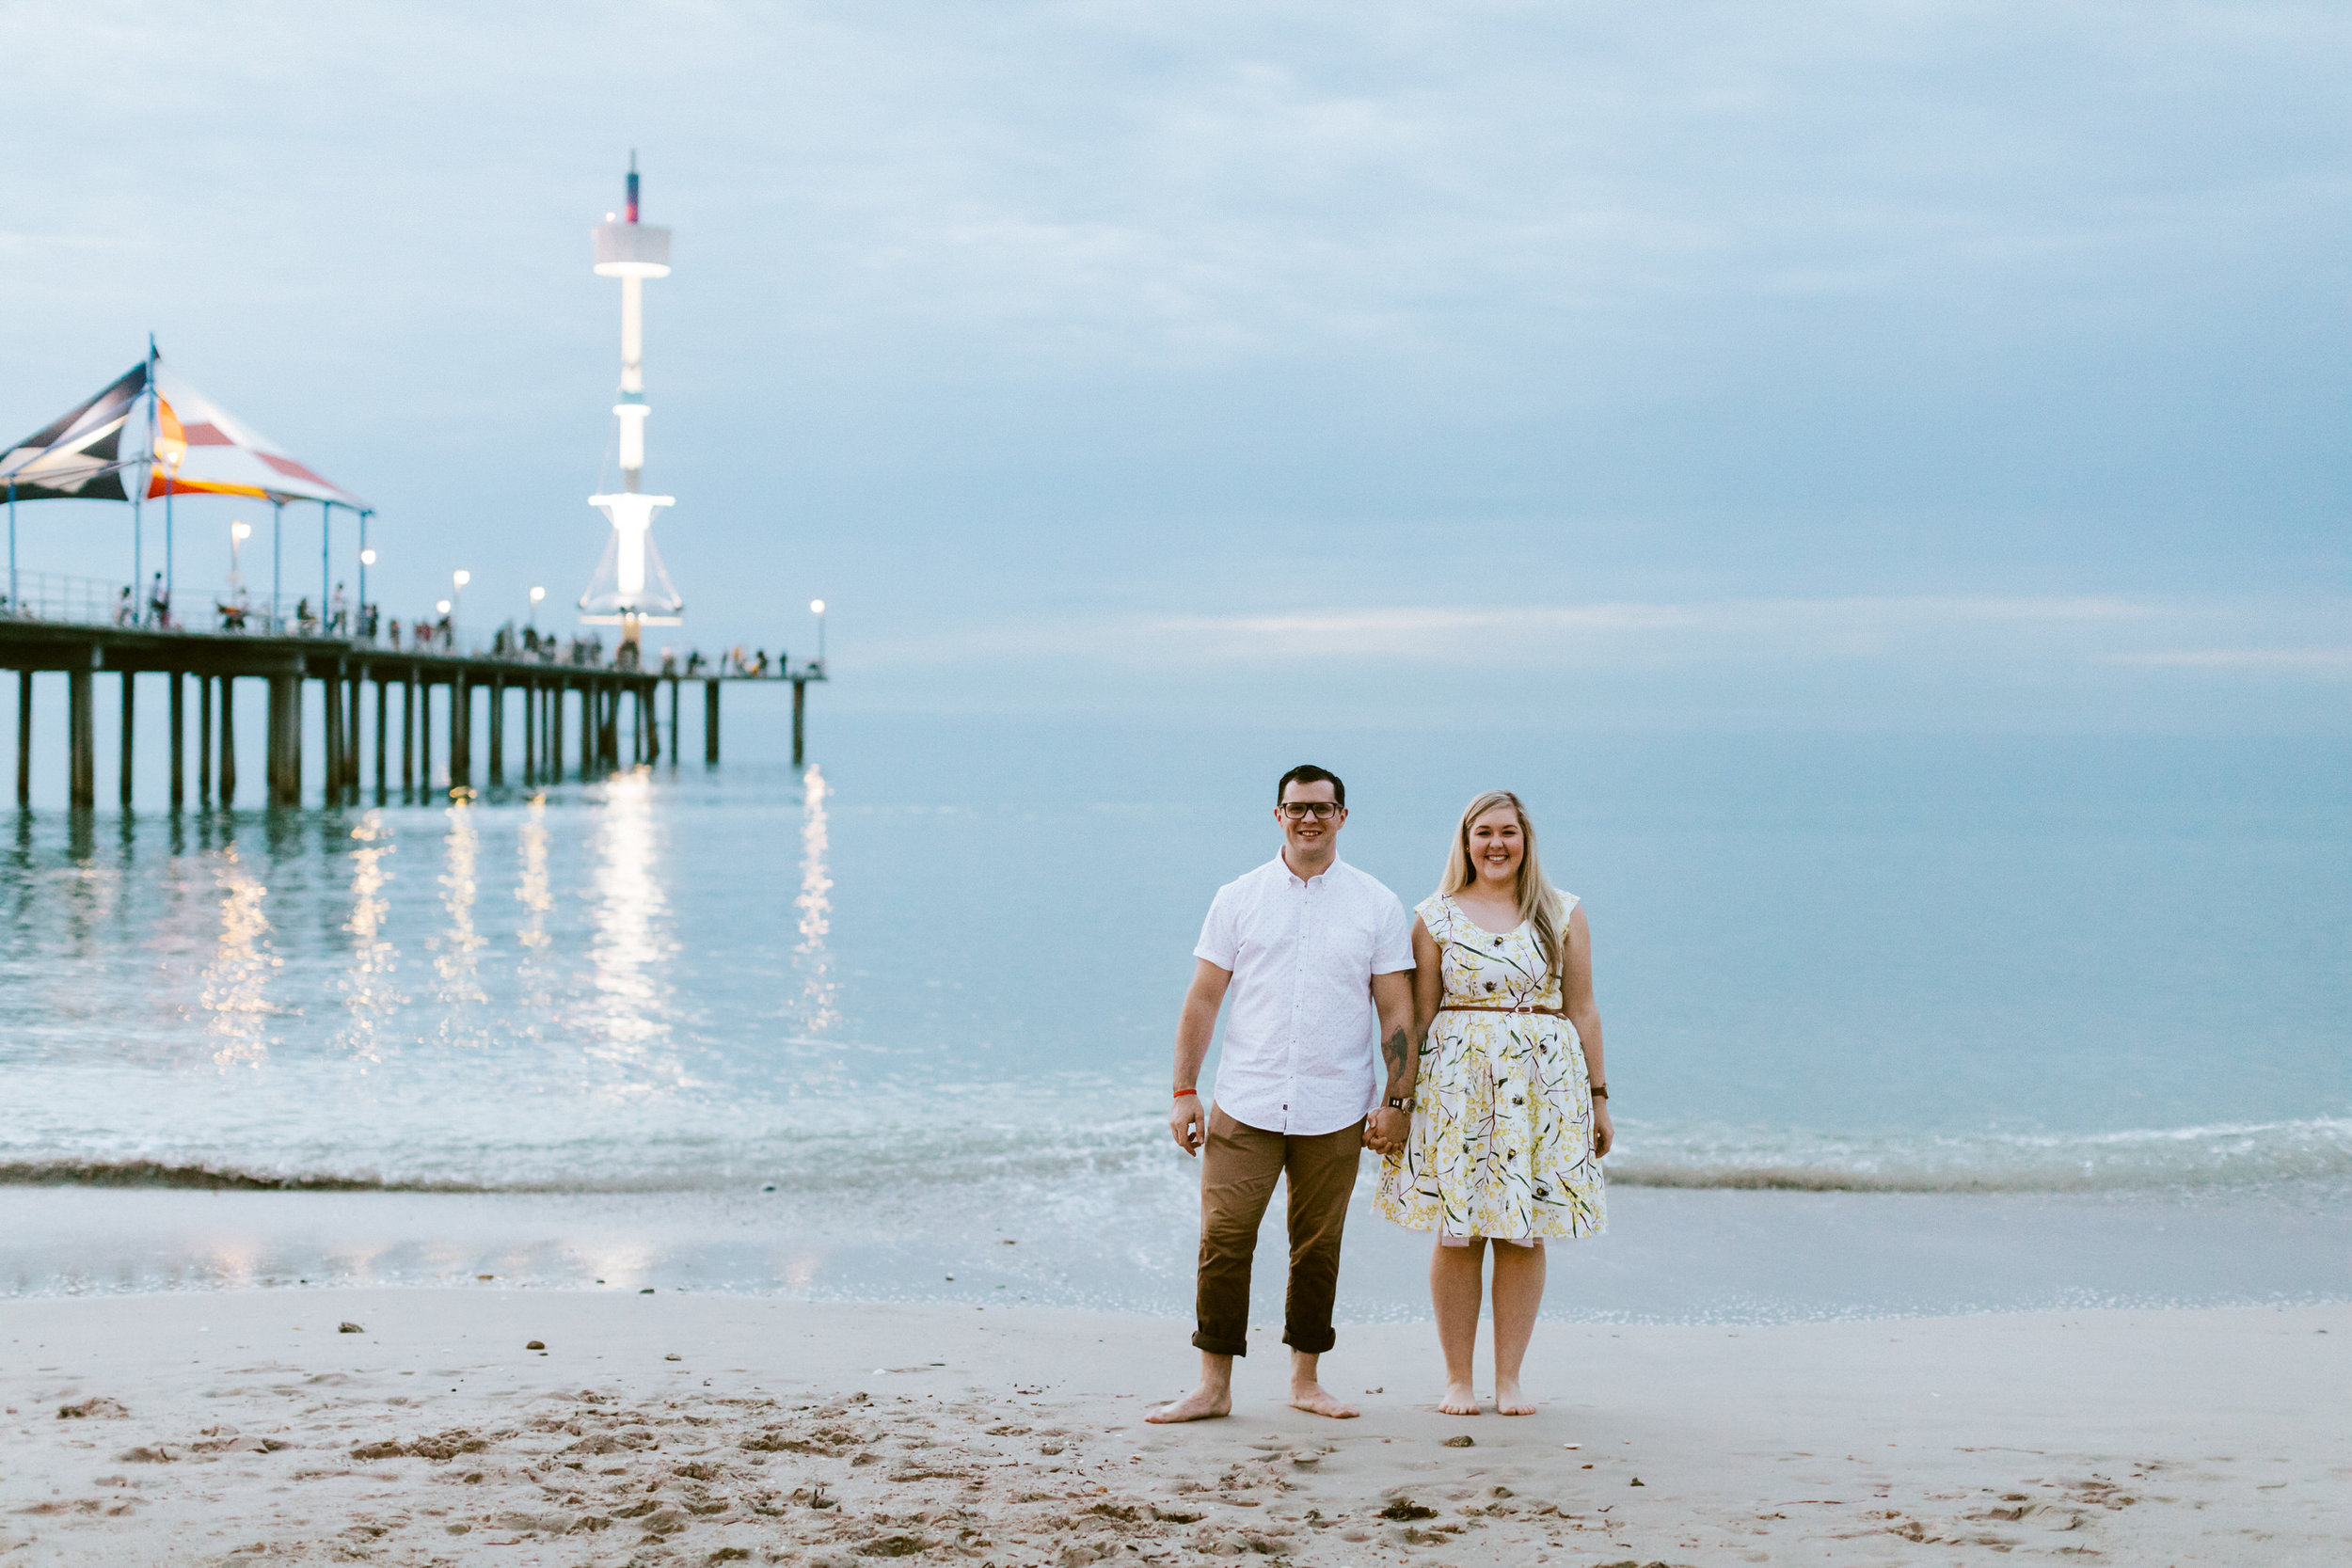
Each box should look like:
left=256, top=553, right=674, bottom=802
left=1169, top=1093, right=1206, bottom=1157
left=1364, top=1104, right=1409, bottom=1156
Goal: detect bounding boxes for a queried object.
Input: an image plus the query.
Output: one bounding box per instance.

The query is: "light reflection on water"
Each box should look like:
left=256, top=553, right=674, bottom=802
left=430, top=798, right=486, bottom=1013
left=0, top=772, right=835, bottom=1191
left=337, top=812, right=401, bottom=1067
left=794, top=763, right=836, bottom=1036
left=516, top=795, right=553, bottom=954
left=583, top=768, right=680, bottom=1085
left=199, top=845, right=275, bottom=1070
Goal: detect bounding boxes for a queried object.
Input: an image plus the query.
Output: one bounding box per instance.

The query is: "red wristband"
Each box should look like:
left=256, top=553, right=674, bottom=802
left=1172, top=1088, right=1198, bottom=1099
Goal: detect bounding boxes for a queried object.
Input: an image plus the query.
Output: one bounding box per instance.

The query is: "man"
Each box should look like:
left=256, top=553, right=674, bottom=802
left=1148, top=764, right=1418, bottom=1423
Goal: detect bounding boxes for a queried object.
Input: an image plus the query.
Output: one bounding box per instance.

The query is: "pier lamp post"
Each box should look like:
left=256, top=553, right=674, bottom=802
left=810, top=599, right=826, bottom=672
left=359, top=547, right=376, bottom=640
left=160, top=445, right=183, bottom=626
left=230, top=521, right=251, bottom=622
left=529, top=585, right=546, bottom=628
left=452, top=570, right=469, bottom=649
left=270, top=500, right=283, bottom=633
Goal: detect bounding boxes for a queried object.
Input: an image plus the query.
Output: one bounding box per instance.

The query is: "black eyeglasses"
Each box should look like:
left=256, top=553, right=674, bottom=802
left=1279, top=802, right=1341, bottom=820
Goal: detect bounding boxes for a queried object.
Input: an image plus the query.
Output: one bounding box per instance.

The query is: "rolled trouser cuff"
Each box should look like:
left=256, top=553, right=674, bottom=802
left=1190, top=1329, right=1248, bottom=1356
left=1280, top=1326, right=1336, bottom=1355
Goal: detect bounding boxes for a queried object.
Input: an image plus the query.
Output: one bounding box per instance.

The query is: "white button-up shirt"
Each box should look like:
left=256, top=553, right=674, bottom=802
left=1194, top=853, right=1414, bottom=1136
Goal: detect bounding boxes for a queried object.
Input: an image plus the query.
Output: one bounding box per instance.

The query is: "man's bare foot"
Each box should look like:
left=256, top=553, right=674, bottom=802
left=1438, top=1380, right=1482, bottom=1416
left=1145, top=1386, right=1232, bottom=1424
left=1288, top=1381, right=1359, bottom=1418
left=1495, top=1378, right=1537, bottom=1416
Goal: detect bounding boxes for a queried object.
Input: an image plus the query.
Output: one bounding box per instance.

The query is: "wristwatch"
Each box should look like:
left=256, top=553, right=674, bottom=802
left=1384, top=1095, right=1413, bottom=1113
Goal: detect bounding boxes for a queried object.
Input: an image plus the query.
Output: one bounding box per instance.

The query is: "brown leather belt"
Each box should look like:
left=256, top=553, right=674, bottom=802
left=1436, top=1003, right=1565, bottom=1016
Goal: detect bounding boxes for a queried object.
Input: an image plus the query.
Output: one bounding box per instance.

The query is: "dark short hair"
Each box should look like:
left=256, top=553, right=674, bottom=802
left=1276, top=764, right=1345, bottom=806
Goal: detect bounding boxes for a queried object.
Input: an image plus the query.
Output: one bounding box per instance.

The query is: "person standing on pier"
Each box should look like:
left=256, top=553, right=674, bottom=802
left=1149, top=765, right=1417, bottom=1424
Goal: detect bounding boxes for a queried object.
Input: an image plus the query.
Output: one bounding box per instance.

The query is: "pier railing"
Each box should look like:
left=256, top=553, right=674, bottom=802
left=3, top=571, right=136, bottom=627
left=1, top=575, right=334, bottom=638
left=1, top=581, right=827, bottom=685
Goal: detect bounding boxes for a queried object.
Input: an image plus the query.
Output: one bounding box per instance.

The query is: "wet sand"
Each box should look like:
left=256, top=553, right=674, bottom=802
left=2, top=1289, right=2344, bottom=1565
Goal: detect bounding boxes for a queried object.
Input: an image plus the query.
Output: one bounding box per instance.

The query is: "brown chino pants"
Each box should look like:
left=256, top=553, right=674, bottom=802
left=1192, top=1103, right=1364, bottom=1357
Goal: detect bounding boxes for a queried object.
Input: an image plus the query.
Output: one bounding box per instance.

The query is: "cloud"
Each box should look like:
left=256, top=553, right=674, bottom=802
left=2107, top=646, right=2352, bottom=673
left=0, top=0, right=2344, bottom=724
left=857, top=593, right=2170, bottom=669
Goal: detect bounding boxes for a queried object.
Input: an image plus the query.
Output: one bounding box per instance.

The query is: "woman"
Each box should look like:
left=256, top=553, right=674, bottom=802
left=1375, top=790, right=1612, bottom=1416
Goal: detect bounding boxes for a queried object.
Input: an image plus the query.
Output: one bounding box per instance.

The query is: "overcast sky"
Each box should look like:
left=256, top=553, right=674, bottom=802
left=2, top=1, right=2345, bottom=731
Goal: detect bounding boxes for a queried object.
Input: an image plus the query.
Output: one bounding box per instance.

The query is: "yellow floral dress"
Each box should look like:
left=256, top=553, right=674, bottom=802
left=1375, top=892, right=1607, bottom=1243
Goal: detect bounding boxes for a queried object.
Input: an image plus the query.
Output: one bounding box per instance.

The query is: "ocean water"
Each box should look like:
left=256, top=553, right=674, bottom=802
left=3, top=714, right=2348, bottom=1320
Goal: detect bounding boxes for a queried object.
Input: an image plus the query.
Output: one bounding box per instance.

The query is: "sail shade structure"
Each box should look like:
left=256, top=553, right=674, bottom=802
left=0, top=354, right=364, bottom=509
left=0, top=364, right=147, bottom=500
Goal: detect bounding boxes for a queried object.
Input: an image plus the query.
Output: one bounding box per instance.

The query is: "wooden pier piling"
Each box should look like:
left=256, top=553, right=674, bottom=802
left=449, top=674, right=469, bottom=792
left=119, top=672, right=135, bottom=807
left=68, top=666, right=93, bottom=808
left=266, top=674, right=301, bottom=806
left=218, top=678, right=236, bottom=805
left=198, top=676, right=212, bottom=806
left=321, top=671, right=342, bottom=807
left=169, top=673, right=184, bottom=810
left=704, top=679, right=720, bottom=765
left=487, top=678, right=504, bottom=787
left=15, top=672, right=29, bottom=807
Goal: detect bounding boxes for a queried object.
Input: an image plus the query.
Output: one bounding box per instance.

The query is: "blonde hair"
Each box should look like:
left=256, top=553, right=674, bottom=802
left=1439, top=790, right=1567, bottom=981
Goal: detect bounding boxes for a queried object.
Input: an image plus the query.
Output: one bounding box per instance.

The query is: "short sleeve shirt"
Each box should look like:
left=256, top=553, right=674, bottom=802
left=1194, top=854, right=1415, bottom=1135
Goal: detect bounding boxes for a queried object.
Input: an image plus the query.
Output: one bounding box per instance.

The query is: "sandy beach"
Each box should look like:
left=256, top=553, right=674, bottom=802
left=2, top=1289, right=2342, bottom=1566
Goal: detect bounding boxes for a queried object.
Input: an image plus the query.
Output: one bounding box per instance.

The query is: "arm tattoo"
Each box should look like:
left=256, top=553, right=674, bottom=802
left=1381, top=1023, right=1411, bottom=1085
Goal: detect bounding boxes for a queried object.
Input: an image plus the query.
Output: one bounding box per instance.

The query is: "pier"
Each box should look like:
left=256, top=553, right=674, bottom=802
left=0, top=617, right=823, bottom=810
left=3, top=174, right=822, bottom=811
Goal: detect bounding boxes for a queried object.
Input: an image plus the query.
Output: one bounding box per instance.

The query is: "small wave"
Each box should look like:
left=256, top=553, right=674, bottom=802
left=7, top=1116, right=2348, bottom=1197
left=1608, top=1117, right=2352, bottom=1193
left=0, top=1118, right=1177, bottom=1198
left=0, top=1160, right=497, bottom=1193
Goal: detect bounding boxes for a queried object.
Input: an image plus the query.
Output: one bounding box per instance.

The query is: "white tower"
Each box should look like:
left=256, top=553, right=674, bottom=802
left=580, top=152, right=684, bottom=648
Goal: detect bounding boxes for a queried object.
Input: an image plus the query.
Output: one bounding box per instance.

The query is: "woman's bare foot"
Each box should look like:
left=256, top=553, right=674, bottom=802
left=1438, top=1380, right=1482, bottom=1415
left=1145, top=1385, right=1232, bottom=1424
left=1287, top=1378, right=1359, bottom=1418
left=1495, top=1377, right=1537, bottom=1416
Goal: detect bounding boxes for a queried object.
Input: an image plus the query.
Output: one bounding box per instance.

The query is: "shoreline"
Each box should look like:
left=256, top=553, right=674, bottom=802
left=6, top=1180, right=2348, bottom=1326
left=3, top=1289, right=2344, bottom=1564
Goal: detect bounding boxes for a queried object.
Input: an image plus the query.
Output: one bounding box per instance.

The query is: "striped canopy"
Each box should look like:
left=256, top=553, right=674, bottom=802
left=0, top=353, right=365, bottom=509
